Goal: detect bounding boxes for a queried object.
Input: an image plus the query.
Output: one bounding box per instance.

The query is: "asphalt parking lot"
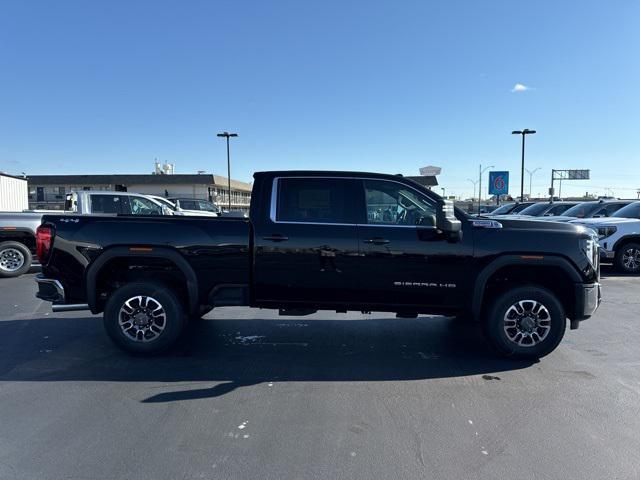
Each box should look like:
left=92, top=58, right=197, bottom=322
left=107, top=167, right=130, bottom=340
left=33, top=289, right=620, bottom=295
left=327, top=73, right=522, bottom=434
left=1, top=268, right=639, bottom=480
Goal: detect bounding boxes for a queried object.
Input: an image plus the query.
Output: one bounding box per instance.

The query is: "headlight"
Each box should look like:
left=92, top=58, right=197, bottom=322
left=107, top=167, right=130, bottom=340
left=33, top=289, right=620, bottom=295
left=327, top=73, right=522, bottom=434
left=580, top=238, right=597, bottom=266
left=597, top=226, right=617, bottom=239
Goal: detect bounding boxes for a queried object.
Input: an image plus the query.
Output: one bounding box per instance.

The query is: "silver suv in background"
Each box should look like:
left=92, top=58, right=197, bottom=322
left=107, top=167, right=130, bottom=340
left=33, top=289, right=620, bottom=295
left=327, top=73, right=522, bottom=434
left=148, top=196, right=219, bottom=217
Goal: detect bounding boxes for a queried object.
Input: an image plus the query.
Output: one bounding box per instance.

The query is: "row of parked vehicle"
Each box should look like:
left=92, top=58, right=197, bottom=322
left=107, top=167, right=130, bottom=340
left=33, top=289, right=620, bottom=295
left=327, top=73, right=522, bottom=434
left=0, top=190, right=245, bottom=278
left=487, top=199, right=640, bottom=273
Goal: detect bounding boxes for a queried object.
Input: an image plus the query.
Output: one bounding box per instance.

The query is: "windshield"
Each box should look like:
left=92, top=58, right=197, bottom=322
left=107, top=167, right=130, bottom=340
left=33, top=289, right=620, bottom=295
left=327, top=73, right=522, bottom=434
left=612, top=202, right=640, bottom=218
left=151, top=197, right=176, bottom=210
left=197, top=200, right=219, bottom=212
left=517, top=203, right=550, bottom=216
left=510, top=202, right=535, bottom=213
left=491, top=203, right=515, bottom=215
left=562, top=202, right=600, bottom=218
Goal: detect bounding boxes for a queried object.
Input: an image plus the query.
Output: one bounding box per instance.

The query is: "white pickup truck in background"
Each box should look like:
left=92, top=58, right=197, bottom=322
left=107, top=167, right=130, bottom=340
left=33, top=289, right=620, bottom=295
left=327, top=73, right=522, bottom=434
left=0, top=191, right=172, bottom=278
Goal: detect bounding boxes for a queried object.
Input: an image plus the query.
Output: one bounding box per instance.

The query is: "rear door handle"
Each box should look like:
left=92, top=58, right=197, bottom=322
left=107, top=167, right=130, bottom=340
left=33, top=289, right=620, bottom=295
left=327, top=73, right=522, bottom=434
left=263, top=234, right=289, bottom=242
left=364, top=237, right=390, bottom=245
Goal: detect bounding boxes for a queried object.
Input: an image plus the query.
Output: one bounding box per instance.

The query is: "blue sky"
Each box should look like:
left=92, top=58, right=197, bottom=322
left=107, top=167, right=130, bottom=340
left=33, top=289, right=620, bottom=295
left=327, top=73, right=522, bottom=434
left=1, top=0, right=638, bottom=199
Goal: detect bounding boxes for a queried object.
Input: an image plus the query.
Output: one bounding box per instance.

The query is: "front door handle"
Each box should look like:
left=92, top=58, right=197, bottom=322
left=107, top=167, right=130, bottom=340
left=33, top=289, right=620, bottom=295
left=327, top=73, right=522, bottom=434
left=364, top=237, right=390, bottom=245
left=263, top=234, right=289, bottom=242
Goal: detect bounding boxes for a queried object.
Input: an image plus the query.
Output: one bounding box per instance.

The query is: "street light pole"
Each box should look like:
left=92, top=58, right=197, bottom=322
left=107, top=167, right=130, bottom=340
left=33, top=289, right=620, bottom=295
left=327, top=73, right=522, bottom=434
left=466, top=178, right=478, bottom=205
left=512, top=129, right=536, bottom=202
left=216, top=131, right=238, bottom=211
left=525, top=167, right=541, bottom=198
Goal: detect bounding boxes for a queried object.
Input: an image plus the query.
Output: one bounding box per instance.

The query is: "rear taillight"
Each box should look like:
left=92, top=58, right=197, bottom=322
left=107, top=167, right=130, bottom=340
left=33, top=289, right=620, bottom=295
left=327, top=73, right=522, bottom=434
left=36, top=225, right=53, bottom=263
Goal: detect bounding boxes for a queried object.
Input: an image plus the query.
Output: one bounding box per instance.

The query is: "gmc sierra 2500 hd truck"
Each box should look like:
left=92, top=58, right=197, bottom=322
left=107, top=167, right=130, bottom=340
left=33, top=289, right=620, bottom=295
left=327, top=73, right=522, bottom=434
left=35, top=170, right=601, bottom=359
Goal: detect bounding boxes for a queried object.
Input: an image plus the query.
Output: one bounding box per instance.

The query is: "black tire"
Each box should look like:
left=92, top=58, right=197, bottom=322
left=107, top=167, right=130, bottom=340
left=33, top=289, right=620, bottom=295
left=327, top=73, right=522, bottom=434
left=0, top=241, right=32, bottom=278
left=483, top=285, right=566, bottom=360
left=614, top=242, right=640, bottom=274
left=103, top=282, right=187, bottom=355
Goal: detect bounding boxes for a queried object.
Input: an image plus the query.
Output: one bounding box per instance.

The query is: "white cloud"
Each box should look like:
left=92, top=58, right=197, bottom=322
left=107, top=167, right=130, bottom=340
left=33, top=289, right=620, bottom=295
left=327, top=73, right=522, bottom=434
left=511, top=83, right=531, bottom=93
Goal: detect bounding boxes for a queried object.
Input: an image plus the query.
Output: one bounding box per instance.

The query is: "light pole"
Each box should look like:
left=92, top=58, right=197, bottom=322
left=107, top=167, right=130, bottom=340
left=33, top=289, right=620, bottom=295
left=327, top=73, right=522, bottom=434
left=467, top=178, right=478, bottom=203
left=478, top=164, right=494, bottom=214
left=525, top=167, right=541, bottom=198
left=216, top=131, right=238, bottom=211
left=512, top=129, right=536, bottom=202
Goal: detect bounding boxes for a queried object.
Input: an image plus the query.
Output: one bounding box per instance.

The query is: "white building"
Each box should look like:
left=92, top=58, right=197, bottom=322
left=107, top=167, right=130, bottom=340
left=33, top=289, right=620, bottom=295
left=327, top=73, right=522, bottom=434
left=0, top=173, right=28, bottom=211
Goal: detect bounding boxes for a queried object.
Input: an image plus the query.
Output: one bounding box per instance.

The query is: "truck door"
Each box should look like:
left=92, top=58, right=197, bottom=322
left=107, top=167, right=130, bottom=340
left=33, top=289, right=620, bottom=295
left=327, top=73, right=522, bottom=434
left=355, top=179, right=472, bottom=309
left=253, top=177, right=361, bottom=306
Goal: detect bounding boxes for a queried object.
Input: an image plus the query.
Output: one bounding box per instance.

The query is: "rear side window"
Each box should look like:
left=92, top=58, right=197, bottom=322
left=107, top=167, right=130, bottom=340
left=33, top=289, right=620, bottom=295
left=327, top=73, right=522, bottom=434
left=179, top=200, right=198, bottom=210
left=276, top=178, right=354, bottom=224
left=90, top=195, right=122, bottom=214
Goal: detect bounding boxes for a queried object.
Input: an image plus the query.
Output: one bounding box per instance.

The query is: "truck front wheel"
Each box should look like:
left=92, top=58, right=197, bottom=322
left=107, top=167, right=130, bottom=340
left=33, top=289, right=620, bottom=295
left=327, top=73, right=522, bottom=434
left=484, top=285, right=566, bottom=360
left=614, top=242, right=640, bottom=274
left=103, top=282, right=186, bottom=355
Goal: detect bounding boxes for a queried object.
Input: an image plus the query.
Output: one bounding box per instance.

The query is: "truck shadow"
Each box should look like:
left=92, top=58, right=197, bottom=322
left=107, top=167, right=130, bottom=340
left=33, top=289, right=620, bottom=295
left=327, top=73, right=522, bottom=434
left=600, top=264, right=637, bottom=279
left=0, top=315, right=534, bottom=402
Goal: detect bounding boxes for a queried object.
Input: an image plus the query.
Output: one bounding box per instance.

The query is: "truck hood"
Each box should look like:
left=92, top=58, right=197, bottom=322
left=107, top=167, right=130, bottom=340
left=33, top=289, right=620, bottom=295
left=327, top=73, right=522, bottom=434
left=492, top=216, right=596, bottom=235
left=569, top=217, right=640, bottom=226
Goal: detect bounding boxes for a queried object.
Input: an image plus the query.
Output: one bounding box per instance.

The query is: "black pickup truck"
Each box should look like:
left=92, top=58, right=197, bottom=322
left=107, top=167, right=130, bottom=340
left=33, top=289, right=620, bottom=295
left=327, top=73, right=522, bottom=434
left=35, top=170, right=601, bottom=359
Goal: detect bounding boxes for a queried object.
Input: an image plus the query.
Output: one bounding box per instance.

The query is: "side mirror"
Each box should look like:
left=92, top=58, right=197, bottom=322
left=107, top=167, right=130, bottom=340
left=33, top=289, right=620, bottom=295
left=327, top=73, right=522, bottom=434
left=436, top=200, right=462, bottom=241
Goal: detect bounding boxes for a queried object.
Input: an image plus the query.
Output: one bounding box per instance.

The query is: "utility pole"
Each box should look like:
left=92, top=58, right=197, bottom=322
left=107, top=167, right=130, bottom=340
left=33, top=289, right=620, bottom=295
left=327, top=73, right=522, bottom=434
left=216, top=131, right=238, bottom=211
left=512, top=129, right=536, bottom=201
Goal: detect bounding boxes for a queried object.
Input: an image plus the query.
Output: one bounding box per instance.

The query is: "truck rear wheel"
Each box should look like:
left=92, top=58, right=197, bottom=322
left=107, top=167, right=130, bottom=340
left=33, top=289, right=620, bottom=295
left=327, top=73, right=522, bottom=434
left=484, top=285, right=566, bottom=360
left=614, top=242, right=640, bottom=274
left=103, top=282, right=186, bottom=355
left=0, top=241, right=32, bottom=278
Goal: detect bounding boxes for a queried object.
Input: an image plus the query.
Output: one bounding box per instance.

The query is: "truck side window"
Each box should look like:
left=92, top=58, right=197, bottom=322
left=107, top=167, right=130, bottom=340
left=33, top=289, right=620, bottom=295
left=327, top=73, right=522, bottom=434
left=90, top=195, right=122, bottom=214
left=364, top=180, right=436, bottom=226
left=129, top=197, right=162, bottom=215
left=277, top=178, right=353, bottom=224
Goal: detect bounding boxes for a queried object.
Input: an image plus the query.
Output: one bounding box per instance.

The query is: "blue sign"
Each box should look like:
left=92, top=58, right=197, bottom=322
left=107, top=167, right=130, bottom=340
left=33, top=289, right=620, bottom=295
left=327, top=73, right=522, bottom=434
left=489, top=171, right=509, bottom=195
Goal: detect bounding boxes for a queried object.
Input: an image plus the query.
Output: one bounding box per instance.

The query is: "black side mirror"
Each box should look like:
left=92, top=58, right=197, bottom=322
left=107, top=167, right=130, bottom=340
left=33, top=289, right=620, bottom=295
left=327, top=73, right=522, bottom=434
left=436, top=200, right=462, bottom=241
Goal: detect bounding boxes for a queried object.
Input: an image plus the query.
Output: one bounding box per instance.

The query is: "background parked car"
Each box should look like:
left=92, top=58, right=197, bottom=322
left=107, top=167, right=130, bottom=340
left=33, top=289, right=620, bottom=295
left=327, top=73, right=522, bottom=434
left=539, top=200, right=634, bottom=223
left=489, top=202, right=536, bottom=215
left=514, top=201, right=580, bottom=217
left=65, top=191, right=173, bottom=216
left=168, top=197, right=220, bottom=216
left=147, top=195, right=217, bottom=217
left=571, top=201, right=640, bottom=273
left=0, top=191, right=172, bottom=278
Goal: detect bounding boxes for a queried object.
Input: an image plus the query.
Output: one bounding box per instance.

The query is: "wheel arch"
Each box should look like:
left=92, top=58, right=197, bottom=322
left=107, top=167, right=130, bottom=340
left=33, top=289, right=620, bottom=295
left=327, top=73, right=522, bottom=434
left=471, top=255, right=582, bottom=321
left=0, top=230, right=36, bottom=253
left=612, top=234, right=640, bottom=252
left=86, top=246, right=199, bottom=315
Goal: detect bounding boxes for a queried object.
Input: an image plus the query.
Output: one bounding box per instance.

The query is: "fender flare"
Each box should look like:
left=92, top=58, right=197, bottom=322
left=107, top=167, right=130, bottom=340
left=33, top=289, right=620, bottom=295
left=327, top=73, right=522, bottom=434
left=85, top=246, right=199, bottom=315
left=0, top=228, right=36, bottom=251
left=471, top=254, right=582, bottom=319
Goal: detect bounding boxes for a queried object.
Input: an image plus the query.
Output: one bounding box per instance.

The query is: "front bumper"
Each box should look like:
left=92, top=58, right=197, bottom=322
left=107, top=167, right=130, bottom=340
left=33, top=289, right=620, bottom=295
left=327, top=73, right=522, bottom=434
left=35, top=274, right=89, bottom=312
left=571, top=282, right=602, bottom=327
left=599, top=249, right=615, bottom=260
